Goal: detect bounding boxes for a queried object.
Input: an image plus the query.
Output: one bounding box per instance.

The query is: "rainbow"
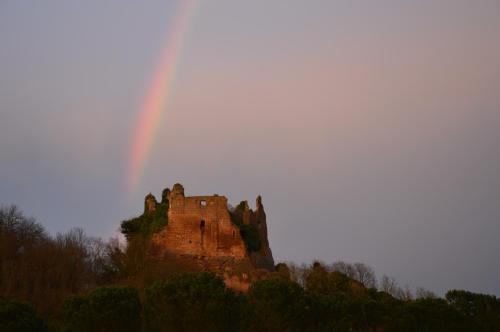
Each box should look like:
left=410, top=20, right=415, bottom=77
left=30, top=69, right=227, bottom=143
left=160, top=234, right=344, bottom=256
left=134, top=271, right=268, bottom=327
left=127, top=0, right=198, bottom=191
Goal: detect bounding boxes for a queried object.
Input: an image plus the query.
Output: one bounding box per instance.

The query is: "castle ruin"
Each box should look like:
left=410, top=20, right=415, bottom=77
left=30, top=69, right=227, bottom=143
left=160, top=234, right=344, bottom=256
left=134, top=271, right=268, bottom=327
left=141, top=183, right=275, bottom=289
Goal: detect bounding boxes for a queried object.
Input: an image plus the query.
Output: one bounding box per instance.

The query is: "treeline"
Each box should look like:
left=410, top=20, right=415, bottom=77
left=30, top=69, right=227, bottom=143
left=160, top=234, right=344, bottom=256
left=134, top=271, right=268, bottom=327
left=1, top=205, right=500, bottom=331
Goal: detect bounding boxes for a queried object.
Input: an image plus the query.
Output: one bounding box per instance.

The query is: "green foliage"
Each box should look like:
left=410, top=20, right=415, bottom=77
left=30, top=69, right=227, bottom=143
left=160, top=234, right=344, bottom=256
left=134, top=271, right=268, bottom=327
left=239, top=224, right=261, bottom=252
left=0, top=297, right=45, bottom=332
left=305, top=262, right=362, bottom=296
left=4, top=206, right=500, bottom=331
left=446, top=290, right=500, bottom=330
left=120, top=199, right=169, bottom=239
left=406, top=298, right=472, bottom=332
left=275, top=263, right=291, bottom=280
left=235, top=201, right=247, bottom=211
left=62, top=287, right=141, bottom=332
left=144, top=272, right=245, bottom=332
left=3, top=267, right=500, bottom=332
left=303, top=273, right=387, bottom=331
left=248, top=278, right=308, bottom=331
left=229, top=201, right=262, bottom=253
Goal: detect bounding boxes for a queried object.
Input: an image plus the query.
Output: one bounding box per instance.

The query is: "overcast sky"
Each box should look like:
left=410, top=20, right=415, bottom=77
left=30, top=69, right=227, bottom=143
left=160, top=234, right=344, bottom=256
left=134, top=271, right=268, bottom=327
left=1, top=0, right=500, bottom=296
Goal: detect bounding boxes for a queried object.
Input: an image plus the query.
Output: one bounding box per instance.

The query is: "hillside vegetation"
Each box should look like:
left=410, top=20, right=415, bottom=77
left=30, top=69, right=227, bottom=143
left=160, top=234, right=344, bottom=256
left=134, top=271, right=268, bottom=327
left=1, top=205, right=499, bottom=332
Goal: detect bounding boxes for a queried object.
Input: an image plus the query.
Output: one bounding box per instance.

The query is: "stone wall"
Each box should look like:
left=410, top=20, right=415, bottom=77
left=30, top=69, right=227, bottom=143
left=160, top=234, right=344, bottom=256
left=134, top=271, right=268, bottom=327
left=152, top=184, right=247, bottom=259
left=149, top=183, right=276, bottom=290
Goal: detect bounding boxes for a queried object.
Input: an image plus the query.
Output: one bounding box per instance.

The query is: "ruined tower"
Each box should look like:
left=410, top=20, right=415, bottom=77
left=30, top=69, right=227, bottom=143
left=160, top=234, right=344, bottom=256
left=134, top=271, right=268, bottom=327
left=150, top=183, right=275, bottom=278
left=154, top=183, right=247, bottom=259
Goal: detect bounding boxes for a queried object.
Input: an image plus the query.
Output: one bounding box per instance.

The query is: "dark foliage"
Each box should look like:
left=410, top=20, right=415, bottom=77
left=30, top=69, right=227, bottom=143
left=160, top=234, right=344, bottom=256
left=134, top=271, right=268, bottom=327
left=120, top=199, right=169, bottom=239
left=144, top=272, right=245, bottom=332
left=62, top=287, right=141, bottom=332
left=238, top=224, right=261, bottom=252
left=229, top=201, right=262, bottom=252
left=2, top=205, right=500, bottom=331
left=248, top=278, right=308, bottom=331
left=0, top=297, right=45, bottom=332
left=446, top=290, right=500, bottom=331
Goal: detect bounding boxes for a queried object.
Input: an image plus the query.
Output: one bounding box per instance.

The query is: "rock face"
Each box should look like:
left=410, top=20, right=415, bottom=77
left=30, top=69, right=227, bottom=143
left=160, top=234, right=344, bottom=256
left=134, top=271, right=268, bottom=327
left=150, top=183, right=275, bottom=290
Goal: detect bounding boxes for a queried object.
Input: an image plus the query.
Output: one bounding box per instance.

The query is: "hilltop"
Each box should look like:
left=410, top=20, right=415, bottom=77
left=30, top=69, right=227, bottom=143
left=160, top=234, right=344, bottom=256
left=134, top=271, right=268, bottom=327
left=121, top=183, right=275, bottom=291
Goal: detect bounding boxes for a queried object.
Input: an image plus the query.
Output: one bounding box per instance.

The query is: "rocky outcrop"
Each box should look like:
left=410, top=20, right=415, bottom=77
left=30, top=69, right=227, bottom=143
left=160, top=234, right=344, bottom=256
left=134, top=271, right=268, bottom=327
left=249, top=195, right=275, bottom=271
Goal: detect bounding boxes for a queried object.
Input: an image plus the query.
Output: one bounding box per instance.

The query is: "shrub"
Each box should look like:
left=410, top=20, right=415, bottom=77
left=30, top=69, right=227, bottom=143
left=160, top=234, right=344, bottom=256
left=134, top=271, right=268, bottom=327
left=239, top=224, right=261, bottom=252
left=144, top=272, right=245, bottom=332
left=0, top=297, right=45, bottom=332
left=62, top=287, right=141, bottom=332
left=247, top=279, right=307, bottom=331
left=120, top=200, right=168, bottom=239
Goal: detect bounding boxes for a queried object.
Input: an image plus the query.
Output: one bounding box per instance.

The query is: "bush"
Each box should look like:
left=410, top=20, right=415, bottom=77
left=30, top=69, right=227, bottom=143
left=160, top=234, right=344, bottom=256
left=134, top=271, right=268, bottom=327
left=239, top=224, right=261, bottom=252
left=229, top=201, right=262, bottom=253
left=120, top=199, right=168, bottom=239
left=247, top=278, right=307, bottom=331
left=62, top=287, right=141, bottom=332
left=0, top=297, right=45, bottom=332
left=406, top=298, right=473, bottom=331
left=446, top=290, right=500, bottom=330
left=144, top=272, right=245, bottom=332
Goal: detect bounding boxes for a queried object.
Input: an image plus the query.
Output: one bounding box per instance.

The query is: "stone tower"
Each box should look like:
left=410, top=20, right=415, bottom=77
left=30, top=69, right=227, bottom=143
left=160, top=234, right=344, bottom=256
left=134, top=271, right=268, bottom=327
left=156, top=183, right=247, bottom=259
left=151, top=183, right=275, bottom=274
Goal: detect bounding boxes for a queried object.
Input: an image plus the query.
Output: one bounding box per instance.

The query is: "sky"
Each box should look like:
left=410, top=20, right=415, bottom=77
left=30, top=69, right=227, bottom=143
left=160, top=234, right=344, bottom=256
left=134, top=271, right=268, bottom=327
left=1, top=0, right=500, bottom=296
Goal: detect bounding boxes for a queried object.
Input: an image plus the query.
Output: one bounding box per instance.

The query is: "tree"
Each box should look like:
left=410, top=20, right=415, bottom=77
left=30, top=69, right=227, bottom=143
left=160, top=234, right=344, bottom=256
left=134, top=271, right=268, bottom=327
left=304, top=261, right=331, bottom=294
left=379, top=275, right=414, bottom=301
left=380, top=275, right=399, bottom=296
left=248, top=278, right=308, bottom=331
left=120, top=194, right=169, bottom=239
left=0, top=206, right=83, bottom=315
left=331, top=261, right=377, bottom=288
left=0, top=297, right=45, bottom=332
left=407, top=298, right=471, bottom=332
left=0, top=205, right=47, bottom=263
left=446, top=290, right=500, bottom=330
left=398, top=285, right=413, bottom=301
left=415, top=287, right=437, bottom=299
left=274, top=263, right=291, bottom=280
left=352, top=263, right=377, bottom=288
left=305, top=262, right=366, bottom=296
left=62, top=287, right=141, bottom=332
left=144, top=273, right=244, bottom=332
left=330, top=261, right=356, bottom=279
left=286, top=262, right=308, bottom=287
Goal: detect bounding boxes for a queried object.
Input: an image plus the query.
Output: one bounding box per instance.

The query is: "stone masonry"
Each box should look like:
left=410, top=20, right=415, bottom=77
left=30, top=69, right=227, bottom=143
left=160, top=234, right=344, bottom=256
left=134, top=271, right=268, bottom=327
left=151, top=183, right=275, bottom=275
left=155, top=183, right=247, bottom=259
